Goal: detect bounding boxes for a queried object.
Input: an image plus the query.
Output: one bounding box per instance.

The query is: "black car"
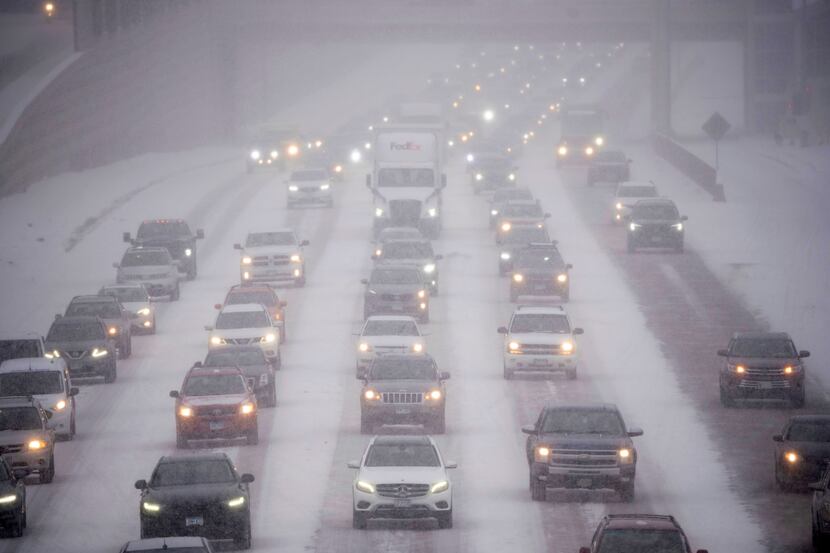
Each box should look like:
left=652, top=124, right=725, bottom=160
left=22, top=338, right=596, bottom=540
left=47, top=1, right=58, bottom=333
left=119, top=537, right=214, bottom=553
left=718, top=331, right=808, bottom=407
left=811, top=467, right=830, bottom=548
left=579, top=514, right=708, bottom=553
left=489, top=187, right=533, bottom=229
left=359, top=354, right=449, bottom=434
left=626, top=199, right=687, bottom=253
left=136, top=453, right=254, bottom=549
left=469, top=153, right=517, bottom=194
left=509, top=243, right=571, bottom=301
left=62, top=295, right=133, bottom=359
left=522, top=403, right=642, bottom=502
left=775, top=415, right=830, bottom=490
left=586, top=149, right=630, bottom=186
left=0, top=456, right=26, bottom=537
left=498, top=226, right=551, bottom=276
left=44, top=316, right=117, bottom=383
left=124, top=219, right=204, bottom=280
left=362, top=265, right=430, bottom=323
left=201, top=345, right=276, bottom=408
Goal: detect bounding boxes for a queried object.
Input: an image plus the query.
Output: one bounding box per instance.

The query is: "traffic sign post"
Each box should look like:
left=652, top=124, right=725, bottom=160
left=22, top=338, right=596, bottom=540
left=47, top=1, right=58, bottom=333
left=702, top=112, right=731, bottom=172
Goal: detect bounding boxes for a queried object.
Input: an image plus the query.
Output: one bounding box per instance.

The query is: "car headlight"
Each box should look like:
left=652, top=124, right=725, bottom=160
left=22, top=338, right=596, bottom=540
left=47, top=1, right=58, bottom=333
left=0, top=494, right=17, bottom=505
left=250, top=150, right=261, bottom=160
left=784, top=451, right=799, bottom=464
left=91, top=347, right=108, bottom=358
left=556, top=273, right=568, bottom=283
left=364, top=389, right=380, bottom=400
left=475, top=173, right=484, bottom=181
left=513, top=273, right=524, bottom=283
left=28, top=439, right=46, bottom=450
left=418, top=290, right=426, bottom=299
left=508, top=341, right=520, bottom=353
left=412, top=343, right=423, bottom=353
left=500, top=252, right=511, bottom=260
left=350, top=149, right=362, bottom=163
left=729, top=364, right=746, bottom=374
left=618, top=448, right=633, bottom=464
left=287, top=144, right=300, bottom=156
left=428, top=208, right=438, bottom=217
left=534, top=445, right=551, bottom=462
left=426, top=389, right=442, bottom=401
left=615, top=202, right=623, bottom=210
left=290, top=254, right=302, bottom=263
left=239, top=402, right=255, bottom=415
left=142, top=501, right=161, bottom=512
left=430, top=480, right=449, bottom=494
left=560, top=341, right=574, bottom=353
left=585, top=146, right=595, bottom=156
left=557, top=145, right=568, bottom=156
left=137, top=307, right=151, bottom=316
left=491, top=209, right=499, bottom=216
left=423, top=263, right=436, bottom=274
left=359, top=342, right=371, bottom=353
left=242, top=256, right=252, bottom=265
left=55, top=399, right=67, bottom=411
left=673, top=223, right=683, bottom=231
left=508, top=173, right=516, bottom=181
left=466, top=153, right=474, bottom=163
left=356, top=480, right=376, bottom=494
left=178, top=406, right=193, bottom=418
left=288, top=184, right=299, bottom=192
left=320, top=183, right=330, bottom=191
left=629, top=223, right=641, bottom=231
left=501, top=222, right=512, bottom=232
left=228, top=496, right=245, bottom=508
left=261, top=333, right=276, bottom=343
left=595, top=136, right=604, bottom=146
left=108, top=326, right=119, bottom=336
left=50, top=350, right=61, bottom=358
left=210, top=336, right=225, bottom=346
left=375, top=207, right=384, bottom=217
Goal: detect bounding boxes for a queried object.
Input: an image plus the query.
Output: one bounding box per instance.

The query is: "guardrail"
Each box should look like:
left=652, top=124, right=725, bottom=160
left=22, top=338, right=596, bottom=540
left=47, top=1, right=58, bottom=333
left=652, top=133, right=725, bottom=201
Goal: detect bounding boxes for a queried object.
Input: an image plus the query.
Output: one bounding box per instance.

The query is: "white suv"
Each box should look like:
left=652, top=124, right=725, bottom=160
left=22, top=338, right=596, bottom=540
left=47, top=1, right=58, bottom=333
left=498, top=305, right=584, bottom=380
left=205, top=303, right=281, bottom=367
left=286, top=167, right=333, bottom=208
left=354, top=316, right=425, bottom=376
left=348, top=435, right=456, bottom=529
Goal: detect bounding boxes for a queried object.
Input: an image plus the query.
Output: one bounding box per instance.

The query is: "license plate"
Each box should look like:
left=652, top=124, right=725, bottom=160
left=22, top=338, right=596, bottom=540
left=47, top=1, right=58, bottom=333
left=759, top=381, right=773, bottom=390
left=576, top=478, right=592, bottom=488
left=650, top=236, right=662, bottom=243
left=394, top=499, right=411, bottom=508
left=185, top=516, right=204, bottom=526
left=531, top=358, right=548, bottom=366
left=396, top=408, right=411, bottom=415
left=388, top=304, right=405, bottom=311
left=209, top=421, right=224, bottom=431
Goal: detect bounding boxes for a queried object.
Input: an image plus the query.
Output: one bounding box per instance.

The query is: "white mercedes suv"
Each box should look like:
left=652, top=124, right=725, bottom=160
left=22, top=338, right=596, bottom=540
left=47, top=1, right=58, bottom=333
left=498, top=305, right=584, bottom=380
left=348, top=435, right=456, bottom=529
left=354, top=316, right=426, bottom=376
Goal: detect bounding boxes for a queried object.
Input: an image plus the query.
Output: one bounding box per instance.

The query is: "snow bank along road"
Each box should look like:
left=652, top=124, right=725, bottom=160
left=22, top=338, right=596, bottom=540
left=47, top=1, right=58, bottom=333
left=0, top=41, right=819, bottom=553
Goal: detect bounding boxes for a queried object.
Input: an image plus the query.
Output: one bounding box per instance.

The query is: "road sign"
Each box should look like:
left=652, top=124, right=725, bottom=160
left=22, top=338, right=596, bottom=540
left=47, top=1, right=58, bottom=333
left=702, top=112, right=730, bottom=142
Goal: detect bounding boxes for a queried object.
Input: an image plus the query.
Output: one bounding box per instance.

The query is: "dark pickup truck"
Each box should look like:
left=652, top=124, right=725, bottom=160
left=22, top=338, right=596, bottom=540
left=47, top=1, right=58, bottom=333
left=124, top=219, right=204, bottom=280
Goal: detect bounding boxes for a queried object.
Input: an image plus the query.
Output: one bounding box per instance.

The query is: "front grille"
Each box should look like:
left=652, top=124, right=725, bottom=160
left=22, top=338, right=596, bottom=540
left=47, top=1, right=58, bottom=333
left=380, top=293, right=414, bottom=302
left=376, top=483, right=430, bottom=498
left=375, top=346, right=410, bottom=355
left=550, top=448, right=619, bottom=468
left=381, top=392, right=423, bottom=404
left=193, top=405, right=237, bottom=417
left=252, top=255, right=290, bottom=267
left=0, top=444, right=24, bottom=455
left=228, top=338, right=255, bottom=345
left=65, top=350, right=86, bottom=359
left=738, top=366, right=794, bottom=388
left=514, top=344, right=563, bottom=355
left=745, top=366, right=787, bottom=377
left=389, top=200, right=422, bottom=225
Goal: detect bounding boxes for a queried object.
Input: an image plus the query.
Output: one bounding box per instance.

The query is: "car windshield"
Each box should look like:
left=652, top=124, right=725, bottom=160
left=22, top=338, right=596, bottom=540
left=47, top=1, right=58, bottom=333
left=101, top=287, right=148, bottom=302
left=597, top=529, right=686, bottom=553
left=382, top=242, right=433, bottom=259
left=370, top=268, right=422, bottom=285
left=121, top=250, right=171, bottom=267
left=363, top=320, right=419, bottom=336
left=370, top=358, right=436, bottom=380
left=291, top=169, right=328, bottom=181
left=246, top=232, right=296, bottom=247
left=787, top=420, right=830, bottom=442
left=511, top=314, right=570, bottom=334
left=516, top=250, right=564, bottom=268
left=0, top=462, right=9, bottom=481
left=47, top=322, right=104, bottom=341
left=503, top=228, right=550, bottom=245
left=493, top=188, right=532, bottom=203
left=0, top=371, right=63, bottom=396
left=632, top=203, right=679, bottom=220
left=503, top=203, right=543, bottom=217
left=205, top=349, right=267, bottom=366
left=730, top=338, right=797, bottom=357
left=377, top=168, right=435, bottom=187
left=66, top=302, right=122, bottom=319
left=137, top=221, right=190, bottom=239
left=618, top=186, right=657, bottom=198
left=479, top=157, right=509, bottom=169
left=365, top=443, right=441, bottom=467
left=0, top=340, right=42, bottom=363
left=0, top=407, right=42, bottom=431
left=226, top=291, right=276, bottom=307
left=596, top=151, right=626, bottom=162
left=215, top=311, right=269, bottom=329
left=541, top=409, right=625, bottom=435
left=151, top=460, right=236, bottom=487
left=183, top=374, right=246, bottom=396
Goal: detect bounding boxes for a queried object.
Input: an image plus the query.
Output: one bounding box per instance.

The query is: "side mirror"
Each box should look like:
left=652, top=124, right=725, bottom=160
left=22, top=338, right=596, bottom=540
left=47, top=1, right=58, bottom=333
left=627, top=427, right=644, bottom=437
left=69, top=387, right=79, bottom=397
left=347, top=460, right=361, bottom=469
left=134, top=479, right=147, bottom=490
left=112, top=262, right=120, bottom=269
left=300, top=240, right=310, bottom=247
left=444, top=461, right=457, bottom=469
left=573, top=328, right=584, bottom=335
left=169, top=390, right=179, bottom=398
left=240, top=473, right=255, bottom=484
left=809, top=482, right=824, bottom=491
left=497, top=326, right=508, bottom=334
left=214, top=304, right=222, bottom=310
left=280, top=301, right=288, bottom=308
left=521, top=424, right=537, bottom=435
left=566, top=263, right=573, bottom=269
left=196, top=229, right=205, bottom=239
left=772, top=434, right=783, bottom=442
left=193, top=361, right=203, bottom=368
left=233, top=243, right=243, bottom=250
left=54, top=314, right=62, bottom=320
left=716, top=349, right=729, bottom=357
left=680, top=215, right=688, bottom=221
left=122, top=232, right=131, bottom=243
left=435, top=254, right=443, bottom=260
left=360, top=278, right=369, bottom=285
left=439, top=371, right=451, bottom=380
left=800, top=350, right=811, bottom=358
left=204, top=325, right=214, bottom=331
left=12, top=469, right=27, bottom=480
left=365, top=175, right=372, bottom=188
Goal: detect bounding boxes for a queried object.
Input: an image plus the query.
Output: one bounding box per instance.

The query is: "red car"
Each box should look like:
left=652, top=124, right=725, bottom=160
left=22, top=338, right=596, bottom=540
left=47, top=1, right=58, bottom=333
left=169, top=366, right=259, bottom=448
left=222, top=284, right=287, bottom=341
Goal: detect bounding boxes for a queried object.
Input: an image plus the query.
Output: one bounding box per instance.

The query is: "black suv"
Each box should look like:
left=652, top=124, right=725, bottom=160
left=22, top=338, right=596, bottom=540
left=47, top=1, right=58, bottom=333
left=362, top=265, right=430, bottom=323
left=62, top=295, right=133, bottom=359
left=44, top=316, right=117, bottom=383
left=522, top=403, right=642, bottom=502
left=469, top=153, right=517, bottom=194
left=489, top=187, right=533, bottom=229
left=774, top=415, right=830, bottom=490
left=718, top=331, right=808, bottom=407
left=580, top=514, right=708, bottom=553
left=586, top=149, right=630, bottom=186
left=124, top=219, right=204, bottom=280
left=509, top=243, right=571, bottom=301
left=811, top=466, right=830, bottom=548
left=498, top=226, right=551, bottom=276
left=359, top=354, right=450, bottom=434
left=201, top=345, right=277, bottom=408
left=626, top=198, right=687, bottom=253
left=136, top=453, right=254, bottom=549
left=0, top=456, right=26, bottom=537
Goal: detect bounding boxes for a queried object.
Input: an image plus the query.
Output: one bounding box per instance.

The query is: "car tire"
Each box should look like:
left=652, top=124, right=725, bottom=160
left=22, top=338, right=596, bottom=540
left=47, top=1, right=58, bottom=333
left=40, top=454, right=55, bottom=484
left=69, top=412, right=76, bottom=438
left=296, top=275, right=306, bottom=287
left=813, top=526, right=827, bottom=549
left=176, top=433, right=189, bottom=449
left=530, top=475, right=546, bottom=501
left=352, top=509, right=368, bottom=530
left=104, top=362, right=117, bottom=384
left=360, top=415, right=373, bottom=435
left=235, top=515, right=252, bottom=549
left=9, top=511, right=23, bottom=537
left=566, top=369, right=577, bottom=380
left=171, top=283, right=180, bottom=301
left=246, top=425, right=259, bottom=446
left=561, top=289, right=570, bottom=302
left=675, top=242, right=684, bottom=254
left=279, top=325, right=286, bottom=343
left=431, top=411, right=446, bottom=434
left=791, top=387, right=806, bottom=408
left=150, top=316, right=157, bottom=334
left=431, top=284, right=439, bottom=297
left=420, top=312, right=430, bottom=324
left=719, top=386, right=735, bottom=407
left=265, top=379, right=277, bottom=408
left=437, top=509, right=453, bottom=529
left=503, top=364, right=514, bottom=380
left=775, top=465, right=792, bottom=492
left=626, top=239, right=636, bottom=253
left=619, top=480, right=635, bottom=502
left=509, top=289, right=519, bottom=302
